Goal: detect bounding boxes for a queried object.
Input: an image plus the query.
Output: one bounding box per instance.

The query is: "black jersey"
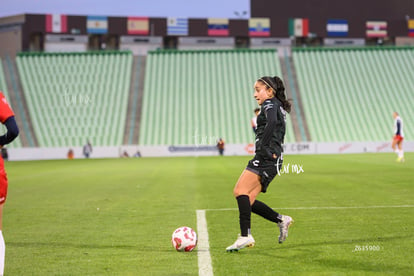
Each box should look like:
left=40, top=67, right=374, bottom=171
left=255, top=97, right=286, bottom=160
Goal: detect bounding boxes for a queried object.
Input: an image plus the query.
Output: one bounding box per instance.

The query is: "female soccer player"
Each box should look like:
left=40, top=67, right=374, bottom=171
left=0, top=92, right=19, bottom=274
left=391, top=112, right=404, bottom=162
left=226, top=76, right=293, bottom=252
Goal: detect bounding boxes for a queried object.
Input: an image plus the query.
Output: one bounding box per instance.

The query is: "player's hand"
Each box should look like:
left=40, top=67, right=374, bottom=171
left=260, top=148, right=277, bottom=160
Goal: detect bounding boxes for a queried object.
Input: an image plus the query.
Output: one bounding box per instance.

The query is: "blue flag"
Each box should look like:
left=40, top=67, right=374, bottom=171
left=327, top=19, right=348, bottom=37
left=167, top=17, right=188, bottom=36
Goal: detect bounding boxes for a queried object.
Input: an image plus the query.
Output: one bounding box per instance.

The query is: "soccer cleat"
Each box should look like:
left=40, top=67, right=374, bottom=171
left=397, top=157, right=405, bottom=163
left=226, top=234, right=255, bottom=252
left=277, top=215, right=293, bottom=244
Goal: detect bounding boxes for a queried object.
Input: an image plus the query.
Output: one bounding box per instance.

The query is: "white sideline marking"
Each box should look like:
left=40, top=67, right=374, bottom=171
left=196, top=209, right=213, bottom=276
left=203, top=204, right=414, bottom=212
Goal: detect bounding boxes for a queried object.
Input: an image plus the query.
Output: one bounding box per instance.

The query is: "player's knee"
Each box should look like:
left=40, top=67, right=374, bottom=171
left=233, top=188, right=240, bottom=198
left=233, top=187, right=247, bottom=198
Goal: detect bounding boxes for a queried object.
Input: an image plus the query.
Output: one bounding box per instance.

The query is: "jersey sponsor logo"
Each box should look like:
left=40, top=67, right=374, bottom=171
left=264, top=103, right=273, bottom=112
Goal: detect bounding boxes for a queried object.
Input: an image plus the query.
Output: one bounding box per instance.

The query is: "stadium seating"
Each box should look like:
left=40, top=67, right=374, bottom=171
left=139, top=49, right=295, bottom=146
left=293, top=47, right=414, bottom=142
left=16, top=51, right=133, bottom=147
left=0, top=59, right=22, bottom=148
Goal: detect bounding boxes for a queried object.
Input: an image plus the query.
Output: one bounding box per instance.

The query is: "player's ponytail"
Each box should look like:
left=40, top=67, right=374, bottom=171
left=258, top=76, right=292, bottom=113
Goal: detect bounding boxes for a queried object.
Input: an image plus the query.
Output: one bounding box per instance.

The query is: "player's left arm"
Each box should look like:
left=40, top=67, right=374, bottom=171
left=0, top=116, right=19, bottom=146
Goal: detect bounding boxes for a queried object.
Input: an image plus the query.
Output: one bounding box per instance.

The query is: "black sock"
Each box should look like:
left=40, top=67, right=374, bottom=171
left=236, top=195, right=251, bottom=236
left=252, top=200, right=282, bottom=223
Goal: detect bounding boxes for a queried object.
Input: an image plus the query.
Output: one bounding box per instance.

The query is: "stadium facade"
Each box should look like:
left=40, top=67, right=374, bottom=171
left=0, top=0, right=413, bottom=160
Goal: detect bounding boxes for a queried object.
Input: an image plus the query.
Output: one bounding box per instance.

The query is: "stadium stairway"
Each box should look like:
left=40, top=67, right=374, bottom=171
left=279, top=48, right=311, bottom=142
left=1, top=56, right=37, bottom=147
left=123, top=55, right=146, bottom=145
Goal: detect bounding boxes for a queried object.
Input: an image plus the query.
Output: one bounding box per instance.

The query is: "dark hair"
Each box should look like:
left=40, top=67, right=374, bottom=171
left=258, top=76, right=292, bottom=113
left=254, top=107, right=260, bottom=113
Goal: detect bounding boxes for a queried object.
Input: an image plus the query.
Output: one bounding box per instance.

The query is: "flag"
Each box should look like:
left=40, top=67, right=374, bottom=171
left=408, top=19, right=414, bottom=37
left=366, top=21, right=387, bottom=37
left=249, top=18, right=270, bottom=37
left=288, top=18, right=309, bottom=37
left=127, top=17, right=149, bottom=35
left=45, top=14, right=67, bottom=33
left=326, top=19, right=348, bottom=37
left=87, top=16, right=108, bottom=34
left=167, top=17, right=188, bottom=36
left=208, top=18, right=229, bottom=36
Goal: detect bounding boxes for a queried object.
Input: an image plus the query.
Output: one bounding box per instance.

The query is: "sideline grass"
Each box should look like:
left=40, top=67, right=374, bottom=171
left=4, top=153, right=414, bottom=275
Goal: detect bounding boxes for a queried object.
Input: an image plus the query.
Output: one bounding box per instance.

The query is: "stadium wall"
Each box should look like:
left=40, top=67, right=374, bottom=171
left=0, top=15, right=24, bottom=57
left=252, top=0, right=414, bottom=37
left=7, top=141, right=413, bottom=160
left=3, top=2, right=414, bottom=56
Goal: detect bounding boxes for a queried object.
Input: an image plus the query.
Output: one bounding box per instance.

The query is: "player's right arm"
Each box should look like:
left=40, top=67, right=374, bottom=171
left=395, top=119, right=401, bottom=136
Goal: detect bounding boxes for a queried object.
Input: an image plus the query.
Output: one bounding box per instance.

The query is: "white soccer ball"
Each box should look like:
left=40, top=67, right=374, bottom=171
left=171, top=226, right=197, bottom=252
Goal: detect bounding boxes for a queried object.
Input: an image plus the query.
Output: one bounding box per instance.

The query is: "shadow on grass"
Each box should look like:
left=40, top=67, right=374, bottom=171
left=7, top=242, right=177, bottom=253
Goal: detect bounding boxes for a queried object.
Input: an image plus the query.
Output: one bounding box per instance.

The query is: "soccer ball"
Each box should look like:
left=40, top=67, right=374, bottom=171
left=171, top=226, right=197, bottom=252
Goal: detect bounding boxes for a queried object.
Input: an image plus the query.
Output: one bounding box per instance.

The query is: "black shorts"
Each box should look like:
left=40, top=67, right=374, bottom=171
left=246, top=155, right=283, bottom=193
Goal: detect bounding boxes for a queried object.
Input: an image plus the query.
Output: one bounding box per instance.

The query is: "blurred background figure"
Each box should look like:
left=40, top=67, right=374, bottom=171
left=133, top=150, right=142, bottom=158
left=392, top=112, right=404, bottom=162
left=67, top=148, right=74, bottom=159
left=83, top=140, right=93, bottom=158
left=217, top=138, right=225, bottom=156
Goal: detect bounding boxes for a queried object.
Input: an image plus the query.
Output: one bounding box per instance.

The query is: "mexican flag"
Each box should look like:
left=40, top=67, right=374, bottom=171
left=288, top=18, right=309, bottom=37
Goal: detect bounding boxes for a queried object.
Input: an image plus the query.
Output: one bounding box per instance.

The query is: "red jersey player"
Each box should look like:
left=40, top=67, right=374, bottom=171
left=391, top=112, right=404, bottom=162
left=0, top=91, right=19, bottom=275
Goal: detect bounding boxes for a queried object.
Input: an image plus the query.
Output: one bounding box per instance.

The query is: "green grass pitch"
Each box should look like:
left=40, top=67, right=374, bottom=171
left=4, top=153, right=414, bottom=275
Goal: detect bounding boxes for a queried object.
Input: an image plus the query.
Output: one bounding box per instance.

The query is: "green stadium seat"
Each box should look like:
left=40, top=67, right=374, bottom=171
left=139, top=49, right=295, bottom=146
left=293, top=47, right=414, bottom=142
left=16, top=51, right=133, bottom=147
